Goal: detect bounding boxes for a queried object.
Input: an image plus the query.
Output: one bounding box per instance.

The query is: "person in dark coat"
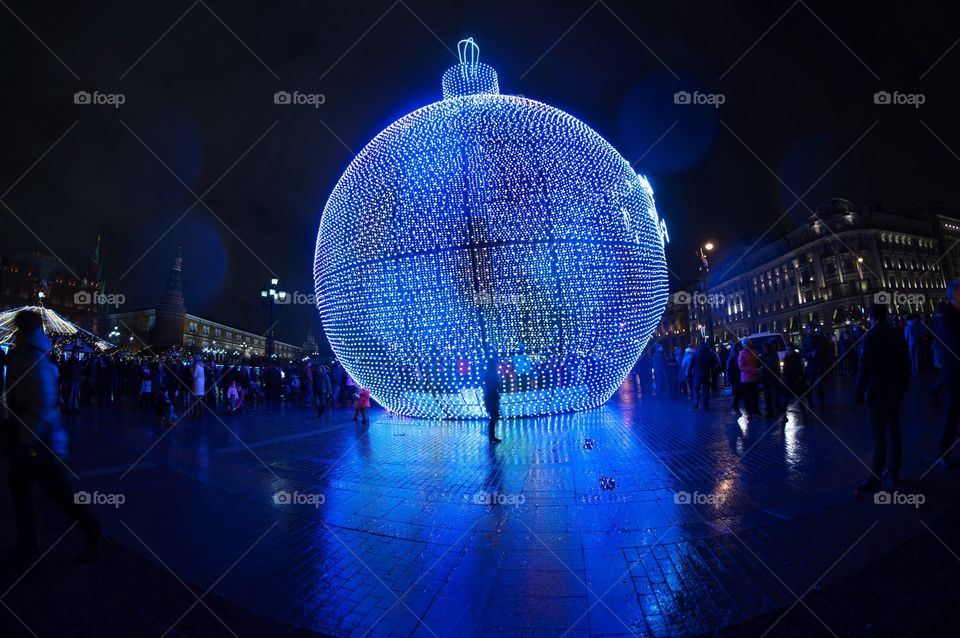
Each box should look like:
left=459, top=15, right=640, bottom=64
left=636, top=350, right=653, bottom=398
left=855, top=303, right=911, bottom=491
left=652, top=345, right=668, bottom=401
left=691, top=340, right=718, bottom=410
left=3, top=310, right=101, bottom=560
left=726, top=341, right=743, bottom=415
left=781, top=347, right=806, bottom=412
left=759, top=342, right=782, bottom=418
left=313, top=364, right=332, bottom=417
left=936, top=281, right=960, bottom=468
left=483, top=359, right=502, bottom=443
left=329, top=361, right=346, bottom=408
left=801, top=323, right=832, bottom=411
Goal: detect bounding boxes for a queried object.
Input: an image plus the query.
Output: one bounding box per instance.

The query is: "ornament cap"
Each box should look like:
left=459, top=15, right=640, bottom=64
left=442, top=37, right=499, bottom=99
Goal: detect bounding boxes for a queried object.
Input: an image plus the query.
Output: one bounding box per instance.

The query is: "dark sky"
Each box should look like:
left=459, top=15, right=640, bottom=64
left=1, top=0, right=958, bottom=345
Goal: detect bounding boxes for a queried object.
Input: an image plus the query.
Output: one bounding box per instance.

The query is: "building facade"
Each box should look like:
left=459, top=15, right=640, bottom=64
left=105, top=308, right=299, bottom=361
left=105, top=249, right=300, bottom=361
left=701, top=198, right=958, bottom=343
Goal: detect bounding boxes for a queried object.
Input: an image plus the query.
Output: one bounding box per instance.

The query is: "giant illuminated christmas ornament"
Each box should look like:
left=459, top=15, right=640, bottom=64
left=313, top=38, right=669, bottom=418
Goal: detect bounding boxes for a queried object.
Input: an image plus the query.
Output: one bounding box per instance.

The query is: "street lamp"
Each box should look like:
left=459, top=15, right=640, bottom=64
left=261, top=276, right=287, bottom=359
left=696, top=242, right=716, bottom=341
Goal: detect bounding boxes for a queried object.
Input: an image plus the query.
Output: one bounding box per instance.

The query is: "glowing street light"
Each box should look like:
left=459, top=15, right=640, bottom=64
left=261, top=276, right=288, bottom=358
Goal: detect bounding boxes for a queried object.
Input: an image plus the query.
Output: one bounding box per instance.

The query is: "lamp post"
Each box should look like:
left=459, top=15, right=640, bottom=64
left=696, top=242, right=715, bottom=340
left=260, top=277, right=287, bottom=359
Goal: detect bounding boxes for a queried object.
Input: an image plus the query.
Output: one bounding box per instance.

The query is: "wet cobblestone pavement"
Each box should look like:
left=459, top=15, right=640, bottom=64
left=3, top=376, right=959, bottom=637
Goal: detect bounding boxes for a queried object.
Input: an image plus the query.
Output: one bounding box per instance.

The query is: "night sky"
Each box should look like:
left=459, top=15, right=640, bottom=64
left=1, top=0, right=958, bottom=345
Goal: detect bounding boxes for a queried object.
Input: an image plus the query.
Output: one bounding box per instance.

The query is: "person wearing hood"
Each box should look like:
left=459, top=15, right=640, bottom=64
left=3, top=310, right=101, bottom=561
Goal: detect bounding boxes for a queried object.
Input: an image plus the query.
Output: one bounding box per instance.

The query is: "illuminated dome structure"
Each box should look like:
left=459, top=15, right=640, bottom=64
left=314, top=38, right=669, bottom=418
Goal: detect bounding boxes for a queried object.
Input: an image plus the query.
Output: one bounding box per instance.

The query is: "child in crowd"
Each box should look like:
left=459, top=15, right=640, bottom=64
left=353, top=388, right=371, bottom=425
left=226, top=380, right=244, bottom=416
left=154, top=387, right=176, bottom=427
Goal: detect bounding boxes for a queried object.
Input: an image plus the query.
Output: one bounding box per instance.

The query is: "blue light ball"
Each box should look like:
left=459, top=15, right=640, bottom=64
left=314, top=44, right=668, bottom=419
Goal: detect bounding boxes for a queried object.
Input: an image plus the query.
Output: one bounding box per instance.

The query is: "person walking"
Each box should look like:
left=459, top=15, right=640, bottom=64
left=483, top=359, right=502, bottom=443
left=665, top=352, right=680, bottom=400
left=637, top=350, right=653, bottom=398
left=354, top=388, right=371, bottom=425
left=138, top=367, right=153, bottom=410
left=652, top=345, right=668, bottom=401
left=190, top=355, right=205, bottom=418
left=855, top=303, right=911, bottom=492
left=781, top=346, right=807, bottom=413
left=738, top=340, right=761, bottom=416
left=905, top=314, right=922, bottom=376
left=801, top=323, right=831, bottom=411
left=936, top=281, right=960, bottom=468
left=727, top=341, right=743, bottom=415
left=313, top=364, right=331, bottom=417
left=680, top=346, right=695, bottom=398
left=330, top=361, right=346, bottom=408
left=691, top=340, right=718, bottom=410
left=3, top=310, right=101, bottom=560
left=760, top=342, right=782, bottom=418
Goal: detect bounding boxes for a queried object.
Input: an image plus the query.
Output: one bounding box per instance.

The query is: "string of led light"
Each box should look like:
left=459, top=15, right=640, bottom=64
left=314, top=38, right=669, bottom=418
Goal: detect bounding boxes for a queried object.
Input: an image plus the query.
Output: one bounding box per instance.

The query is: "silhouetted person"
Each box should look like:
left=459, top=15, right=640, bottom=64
left=3, top=310, right=101, bottom=561
left=313, top=364, right=332, bottom=417
left=691, top=340, right=717, bottom=410
left=726, top=341, right=743, bottom=415
left=936, top=280, right=960, bottom=468
left=651, top=345, right=667, bottom=400
left=483, top=359, right=502, bottom=443
left=781, top=347, right=807, bottom=413
left=855, top=303, right=910, bottom=491
left=738, top=340, right=761, bottom=416
left=801, top=323, right=832, bottom=411
left=760, top=342, right=782, bottom=418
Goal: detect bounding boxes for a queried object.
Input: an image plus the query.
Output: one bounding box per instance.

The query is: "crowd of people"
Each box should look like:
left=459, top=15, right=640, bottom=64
left=0, top=310, right=380, bottom=560
left=0, top=349, right=374, bottom=427
left=635, top=314, right=937, bottom=417
left=4, top=285, right=960, bottom=559
left=633, top=291, right=960, bottom=495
